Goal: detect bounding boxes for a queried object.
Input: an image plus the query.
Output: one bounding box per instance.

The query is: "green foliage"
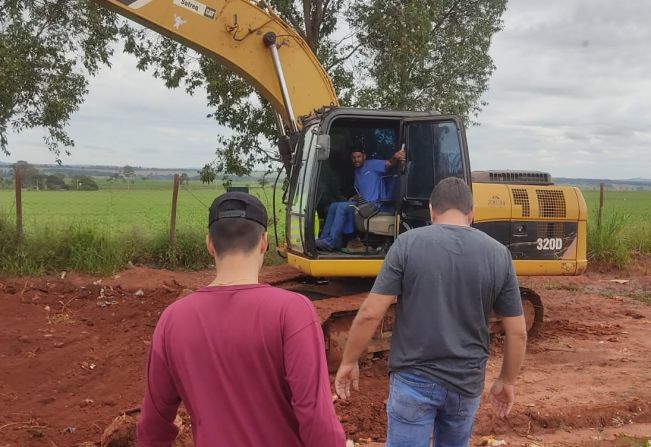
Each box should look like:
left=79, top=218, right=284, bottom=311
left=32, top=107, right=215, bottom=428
left=587, top=207, right=630, bottom=267
left=583, top=190, right=651, bottom=262
left=0, top=0, right=121, bottom=160
left=629, top=224, right=651, bottom=254
left=45, top=174, right=67, bottom=191
left=616, top=435, right=651, bottom=447
left=121, top=0, right=505, bottom=176
left=198, top=164, right=217, bottom=184
left=12, top=160, right=42, bottom=188
left=76, top=176, right=99, bottom=191
left=0, top=183, right=284, bottom=275
left=351, top=0, right=507, bottom=122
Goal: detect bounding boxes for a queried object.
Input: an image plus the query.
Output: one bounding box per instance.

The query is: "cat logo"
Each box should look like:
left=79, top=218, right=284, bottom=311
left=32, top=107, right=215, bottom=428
left=118, top=0, right=154, bottom=8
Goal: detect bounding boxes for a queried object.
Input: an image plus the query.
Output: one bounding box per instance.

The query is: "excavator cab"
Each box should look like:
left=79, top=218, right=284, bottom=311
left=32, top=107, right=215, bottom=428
left=284, top=108, right=472, bottom=277
left=283, top=107, right=587, bottom=338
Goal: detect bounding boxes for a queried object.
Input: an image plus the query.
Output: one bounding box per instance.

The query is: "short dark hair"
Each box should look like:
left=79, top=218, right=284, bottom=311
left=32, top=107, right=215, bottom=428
left=429, top=177, right=473, bottom=215
left=209, top=219, right=265, bottom=257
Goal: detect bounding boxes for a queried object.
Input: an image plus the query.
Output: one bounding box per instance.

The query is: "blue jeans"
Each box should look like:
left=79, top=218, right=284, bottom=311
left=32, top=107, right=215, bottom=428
left=317, top=201, right=355, bottom=249
left=386, top=372, right=481, bottom=447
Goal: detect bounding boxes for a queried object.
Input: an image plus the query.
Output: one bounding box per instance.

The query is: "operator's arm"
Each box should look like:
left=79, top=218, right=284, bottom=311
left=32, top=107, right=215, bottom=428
left=137, top=313, right=181, bottom=447
left=489, top=254, right=527, bottom=418
left=384, top=147, right=406, bottom=169
left=283, top=298, right=346, bottom=447
left=335, top=237, right=404, bottom=399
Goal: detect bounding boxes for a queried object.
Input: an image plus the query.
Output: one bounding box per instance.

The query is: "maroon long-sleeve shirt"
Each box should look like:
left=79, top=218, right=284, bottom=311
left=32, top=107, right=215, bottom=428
left=137, top=283, right=345, bottom=447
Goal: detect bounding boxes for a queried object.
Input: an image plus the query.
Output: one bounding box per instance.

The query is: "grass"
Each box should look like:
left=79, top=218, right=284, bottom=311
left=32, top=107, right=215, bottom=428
left=0, top=181, right=649, bottom=275
left=0, top=180, right=286, bottom=275
left=617, top=435, right=651, bottom=447
left=583, top=190, right=651, bottom=267
left=542, top=282, right=583, bottom=292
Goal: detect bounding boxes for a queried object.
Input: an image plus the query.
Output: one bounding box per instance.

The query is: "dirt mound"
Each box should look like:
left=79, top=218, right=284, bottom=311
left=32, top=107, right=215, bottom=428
left=101, top=415, right=136, bottom=447
left=335, top=358, right=389, bottom=443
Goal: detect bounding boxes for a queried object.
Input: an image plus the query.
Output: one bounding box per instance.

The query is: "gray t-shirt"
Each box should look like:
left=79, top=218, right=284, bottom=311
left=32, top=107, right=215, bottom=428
left=372, top=224, right=523, bottom=397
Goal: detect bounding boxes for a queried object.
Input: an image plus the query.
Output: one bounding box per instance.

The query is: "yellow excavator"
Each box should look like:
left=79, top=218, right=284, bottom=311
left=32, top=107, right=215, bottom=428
left=94, top=0, right=588, bottom=367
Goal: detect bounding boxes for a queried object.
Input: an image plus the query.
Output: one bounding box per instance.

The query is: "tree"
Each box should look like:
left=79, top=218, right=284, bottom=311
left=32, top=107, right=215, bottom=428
left=45, top=174, right=67, bottom=190
left=124, top=0, right=506, bottom=178
left=106, top=172, right=122, bottom=182
left=12, top=160, right=41, bottom=189
left=0, top=1, right=121, bottom=161
left=351, top=0, right=507, bottom=120
left=2, top=1, right=506, bottom=173
left=179, top=173, right=190, bottom=186
left=198, top=164, right=216, bottom=185
left=77, top=176, right=99, bottom=191
left=122, top=165, right=136, bottom=185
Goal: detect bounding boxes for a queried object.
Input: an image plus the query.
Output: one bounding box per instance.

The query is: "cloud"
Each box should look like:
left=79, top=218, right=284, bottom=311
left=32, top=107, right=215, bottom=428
left=4, top=51, right=227, bottom=168
left=3, top=1, right=647, bottom=179
left=468, top=0, right=651, bottom=178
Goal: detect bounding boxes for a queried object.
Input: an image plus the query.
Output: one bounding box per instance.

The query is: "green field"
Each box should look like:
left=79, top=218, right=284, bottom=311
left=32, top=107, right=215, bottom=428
left=0, top=181, right=275, bottom=232
left=582, top=190, right=651, bottom=222
left=0, top=182, right=649, bottom=275
left=0, top=180, right=286, bottom=275
left=582, top=190, right=651, bottom=264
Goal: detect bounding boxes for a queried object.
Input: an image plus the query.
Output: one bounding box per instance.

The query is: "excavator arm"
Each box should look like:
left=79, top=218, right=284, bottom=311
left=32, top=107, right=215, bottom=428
left=94, top=0, right=338, bottom=127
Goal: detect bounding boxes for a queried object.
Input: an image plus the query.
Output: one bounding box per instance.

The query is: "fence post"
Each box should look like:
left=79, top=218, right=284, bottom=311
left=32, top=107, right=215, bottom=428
left=14, top=165, right=23, bottom=244
left=170, top=174, right=180, bottom=248
left=598, top=182, right=604, bottom=229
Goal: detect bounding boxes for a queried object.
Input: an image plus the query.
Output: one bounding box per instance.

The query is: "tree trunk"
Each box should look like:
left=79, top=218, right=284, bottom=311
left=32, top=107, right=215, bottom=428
left=303, top=0, right=323, bottom=51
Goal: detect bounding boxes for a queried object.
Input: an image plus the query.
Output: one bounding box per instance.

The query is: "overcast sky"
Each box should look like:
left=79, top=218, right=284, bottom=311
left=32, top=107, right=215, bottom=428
left=4, top=0, right=650, bottom=179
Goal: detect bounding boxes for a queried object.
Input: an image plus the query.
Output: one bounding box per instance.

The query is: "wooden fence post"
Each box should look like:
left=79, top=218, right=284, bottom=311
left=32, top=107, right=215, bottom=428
left=170, top=174, right=180, bottom=248
left=15, top=165, right=23, bottom=244
left=598, top=182, right=604, bottom=229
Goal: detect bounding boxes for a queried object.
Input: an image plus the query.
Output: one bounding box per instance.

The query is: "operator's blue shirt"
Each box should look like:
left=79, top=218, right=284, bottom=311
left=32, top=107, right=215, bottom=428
left=355, top=159, right=386, bottom=202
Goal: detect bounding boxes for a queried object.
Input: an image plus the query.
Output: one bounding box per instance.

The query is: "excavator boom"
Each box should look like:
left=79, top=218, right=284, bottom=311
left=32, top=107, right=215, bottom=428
left=95, top=0, right=338, bottom=124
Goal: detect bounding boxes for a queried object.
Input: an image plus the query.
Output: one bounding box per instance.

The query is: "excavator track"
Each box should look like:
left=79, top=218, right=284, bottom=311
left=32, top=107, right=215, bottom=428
left=264, top=266, right=544, bottom=371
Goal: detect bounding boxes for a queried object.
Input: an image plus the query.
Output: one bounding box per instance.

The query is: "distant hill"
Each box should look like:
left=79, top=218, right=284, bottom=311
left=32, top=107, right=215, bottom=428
left=0, top=162, right=272, bottom=183
left=555, top=177, right=651, bottom=191
left=1, top=161, right=649, bottom=190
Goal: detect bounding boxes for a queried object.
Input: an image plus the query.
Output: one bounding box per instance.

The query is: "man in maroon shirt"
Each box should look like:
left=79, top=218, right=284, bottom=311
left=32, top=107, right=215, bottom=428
left=137, top=192, right=346, bottom=447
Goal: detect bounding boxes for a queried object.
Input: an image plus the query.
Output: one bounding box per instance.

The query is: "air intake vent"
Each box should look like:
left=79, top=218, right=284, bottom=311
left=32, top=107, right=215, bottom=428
left=537, top=222, right=565, bottom=238
left=536, top=190, right=566, bottom=218
left=472, top=170, right=553, bottom=185
left=512, top=189, right=530, bottom=217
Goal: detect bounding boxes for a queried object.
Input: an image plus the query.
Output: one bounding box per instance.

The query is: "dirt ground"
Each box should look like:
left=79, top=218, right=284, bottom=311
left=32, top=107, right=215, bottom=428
left=1, top=259, right=650, bottom=447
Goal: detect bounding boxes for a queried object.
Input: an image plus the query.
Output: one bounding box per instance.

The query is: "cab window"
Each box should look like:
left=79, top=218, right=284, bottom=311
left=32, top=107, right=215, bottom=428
left=406, top=121, right=464, bottom=199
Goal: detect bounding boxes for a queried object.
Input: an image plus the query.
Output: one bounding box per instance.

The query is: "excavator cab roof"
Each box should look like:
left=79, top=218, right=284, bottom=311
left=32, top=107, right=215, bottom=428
left=299, top=107, right=442, bottom=130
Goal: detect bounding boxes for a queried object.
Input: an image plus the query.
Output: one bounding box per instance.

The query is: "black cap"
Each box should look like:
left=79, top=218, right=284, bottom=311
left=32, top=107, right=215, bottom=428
left=208, top=192, right=268, bottom=230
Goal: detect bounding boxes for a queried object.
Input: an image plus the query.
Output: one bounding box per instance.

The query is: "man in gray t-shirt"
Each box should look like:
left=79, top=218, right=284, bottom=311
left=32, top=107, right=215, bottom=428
left=335, top=177, right=527, bottom=447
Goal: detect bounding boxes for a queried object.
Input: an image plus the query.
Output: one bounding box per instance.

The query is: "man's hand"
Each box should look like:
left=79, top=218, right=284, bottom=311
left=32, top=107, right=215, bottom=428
left=488, top=379, right=515, bottom=418
left=393, top=148, right=406, bottom=161
left=386, top=148, right=407, bottom=169
left=334, top=293, right=394, bottom=400
left=334, top=361, right=359, bottom=400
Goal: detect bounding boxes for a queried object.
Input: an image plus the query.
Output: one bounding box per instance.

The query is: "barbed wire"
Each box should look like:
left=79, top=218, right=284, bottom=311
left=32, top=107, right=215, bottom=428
left=181, top=184, right=210, bottom=209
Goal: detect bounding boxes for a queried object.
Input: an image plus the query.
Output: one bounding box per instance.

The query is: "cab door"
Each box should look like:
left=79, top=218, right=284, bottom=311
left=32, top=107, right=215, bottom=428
left=399, top=116, right=472, bottom=232
left=285, top=125, right=319, bottom=255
